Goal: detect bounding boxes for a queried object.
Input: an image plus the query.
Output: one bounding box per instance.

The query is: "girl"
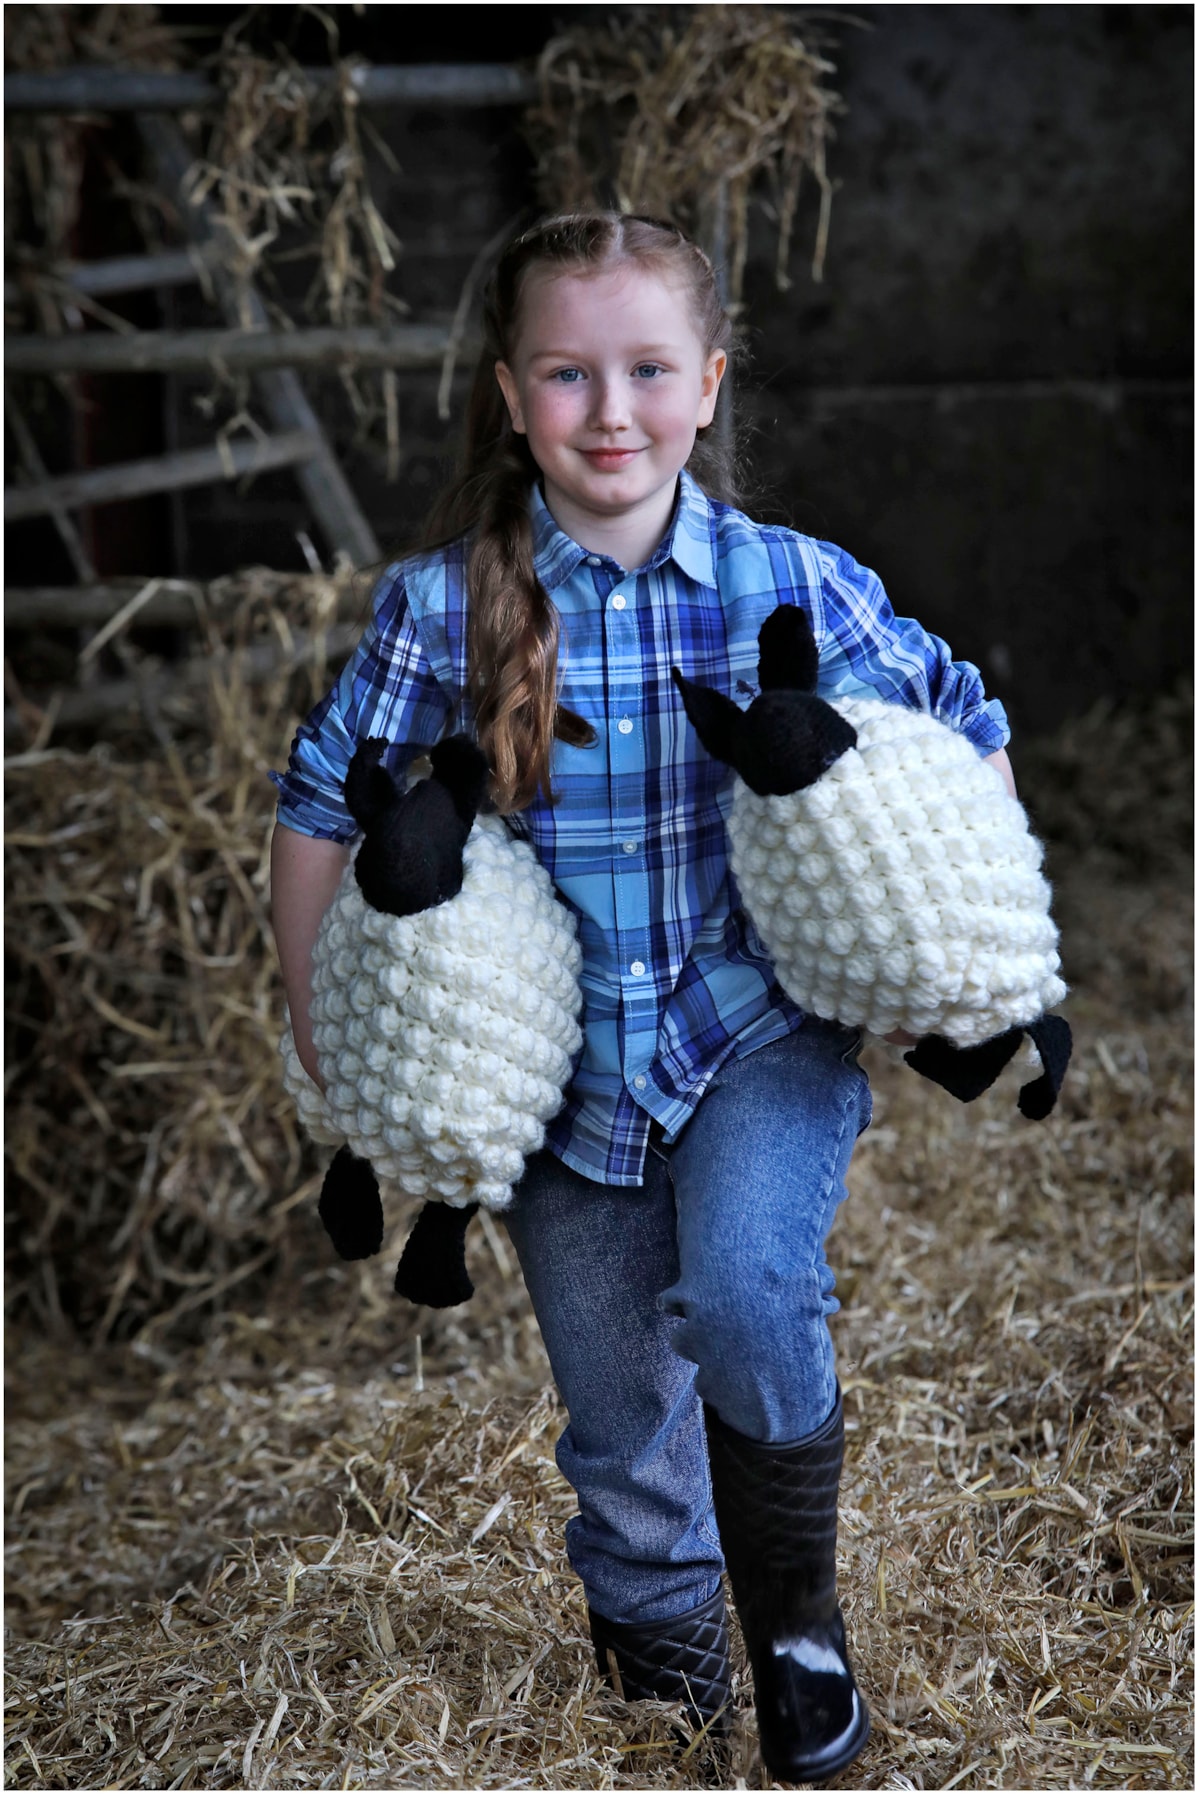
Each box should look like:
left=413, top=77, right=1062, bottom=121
left=270, top=213, right=1015, bottom=1783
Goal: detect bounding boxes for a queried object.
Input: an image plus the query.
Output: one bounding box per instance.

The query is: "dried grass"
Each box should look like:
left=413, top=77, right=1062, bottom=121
left=5, top=617, right=1193, bottom=1785
left=524, top=4, right=850, bottom=301
left=4, top=565, right=371, bottom=1346
left=4, top=4, right=408, bottom=450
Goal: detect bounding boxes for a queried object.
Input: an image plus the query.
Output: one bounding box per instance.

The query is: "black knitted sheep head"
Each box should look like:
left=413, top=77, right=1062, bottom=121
left=671, top=605, right=856, bottom=795
left=346, top=733, right=490, bottom=916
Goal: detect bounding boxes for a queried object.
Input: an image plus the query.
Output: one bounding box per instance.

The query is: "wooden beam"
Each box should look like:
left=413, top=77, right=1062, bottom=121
left=4, top=579, right=363, bottom=629
left=3, top=626, right=361, bottom=742
left=5, top=431, right=317, bottom=521
left=7, top=323, right=458, bottom=377
left=5, top=62, right=536, bottom=113
left=4, top=391, right=96, bottom=581
left=4, top=248, right=217, bottom=306
left=6, top=584, right=204, bottom=630
left=138, top=113, right=382, bottom=570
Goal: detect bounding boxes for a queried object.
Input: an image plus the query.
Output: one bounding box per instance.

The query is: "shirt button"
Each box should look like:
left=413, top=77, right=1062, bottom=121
left=633, top=1074, right=647, bottom=1091
left=617, top=718, right=633, bottom=735
left=630, top=960, right=646, bottom=976
left=622, top=840, right=638, bottom=855
left=586, top=554, right=602, bottom=566
left=611, top=594, right=627, bottom=610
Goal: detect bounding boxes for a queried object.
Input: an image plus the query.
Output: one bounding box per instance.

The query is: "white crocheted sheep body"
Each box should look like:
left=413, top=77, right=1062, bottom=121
left=280, top=815, right=583, bottom=1211
left=728, top=695, right=1067, bottom=1047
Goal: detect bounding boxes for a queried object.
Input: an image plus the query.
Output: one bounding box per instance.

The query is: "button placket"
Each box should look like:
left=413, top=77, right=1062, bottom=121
left=606, top=578, right=652, bottom=1084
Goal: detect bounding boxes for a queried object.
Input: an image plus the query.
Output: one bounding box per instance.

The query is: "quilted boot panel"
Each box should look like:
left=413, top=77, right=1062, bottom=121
left=704, top=1397, right=844, bottom=1635
left=588, top=1586, right=732, bottom=1731
left=703, top=1394, right=870, bottom=1781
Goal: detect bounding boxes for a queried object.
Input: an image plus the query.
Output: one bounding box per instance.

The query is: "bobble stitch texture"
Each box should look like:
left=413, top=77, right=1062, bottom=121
left=727, top=696, right=1066, bottom=1047
left=281, top=816, right=583, bottom=1210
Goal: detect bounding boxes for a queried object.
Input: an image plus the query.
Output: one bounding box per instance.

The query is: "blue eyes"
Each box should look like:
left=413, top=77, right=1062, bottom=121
left=550, top=364, right=664, bottom=383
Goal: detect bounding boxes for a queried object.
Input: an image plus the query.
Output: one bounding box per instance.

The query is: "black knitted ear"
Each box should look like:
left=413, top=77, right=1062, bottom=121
left=345, top=738, right=398, bottom=830
left=1017, top=1013, right=1073, bottom=1119
left=905, top=1028, right=1024, bottom=1102
left=757, top=605, right=820, bottom=693
left=394, top=1200, right=479, bottom=1308
left=671, top=667, right=747, bottom=767
left=318, top=1145, right=385, bottom=1259
left=428, top=734, right=491, bottom=826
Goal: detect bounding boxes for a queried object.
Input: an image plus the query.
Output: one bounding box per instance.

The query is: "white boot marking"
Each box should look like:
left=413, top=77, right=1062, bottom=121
left=771, top=1636, right=850, bottom=1676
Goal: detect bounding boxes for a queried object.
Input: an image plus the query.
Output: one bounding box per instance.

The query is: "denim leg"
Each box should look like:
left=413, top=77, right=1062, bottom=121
left=503, top=1147, right=724, bottom=1625
left=661, top=1020, right=872, bottom=1444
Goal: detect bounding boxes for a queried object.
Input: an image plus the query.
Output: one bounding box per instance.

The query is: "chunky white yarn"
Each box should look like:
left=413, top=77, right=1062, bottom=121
left=280, top=816, right=583, bottom=1211
left=729, top=696, right=1066, bottom=1047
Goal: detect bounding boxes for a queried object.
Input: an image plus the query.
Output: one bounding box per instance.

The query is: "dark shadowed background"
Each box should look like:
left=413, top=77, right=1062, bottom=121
left=7, top=2, right=1192, bottom=743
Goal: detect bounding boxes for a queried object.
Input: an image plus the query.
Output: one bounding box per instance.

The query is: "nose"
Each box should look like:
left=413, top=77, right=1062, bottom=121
left=588, top=376, right=631, bottom=434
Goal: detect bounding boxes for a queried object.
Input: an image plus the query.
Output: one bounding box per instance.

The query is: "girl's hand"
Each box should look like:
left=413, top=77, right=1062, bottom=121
left=295, top=1030, right=327, bottom=1095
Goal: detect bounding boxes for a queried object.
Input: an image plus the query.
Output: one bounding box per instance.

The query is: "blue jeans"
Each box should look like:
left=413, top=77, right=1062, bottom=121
left=503, top=1019, right=872, bottom=1626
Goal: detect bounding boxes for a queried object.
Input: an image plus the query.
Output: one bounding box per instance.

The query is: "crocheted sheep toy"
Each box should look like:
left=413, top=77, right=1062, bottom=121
left=280, top=734, right=584, bottom=1306
left=672, top=606, right=1072, bottom=1117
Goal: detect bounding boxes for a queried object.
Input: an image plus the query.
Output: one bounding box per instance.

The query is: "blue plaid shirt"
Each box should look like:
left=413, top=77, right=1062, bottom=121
left=272, top=472, right=1009, bottom=1185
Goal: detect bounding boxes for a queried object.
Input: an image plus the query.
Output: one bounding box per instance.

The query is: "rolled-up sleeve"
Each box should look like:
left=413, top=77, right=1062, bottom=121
left=270, top=563, right=453, bottom=841
left=815, top=541, right=1010, bottom=755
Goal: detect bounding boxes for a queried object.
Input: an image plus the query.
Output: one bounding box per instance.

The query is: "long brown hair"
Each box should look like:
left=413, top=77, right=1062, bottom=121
left=422, top=212, right=736, bottom=812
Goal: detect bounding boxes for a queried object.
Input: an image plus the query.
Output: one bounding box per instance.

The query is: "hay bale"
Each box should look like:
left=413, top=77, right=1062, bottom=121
left=3, top=566, right=374, bottom=1344
left=524, top=3, right=848, bottom=300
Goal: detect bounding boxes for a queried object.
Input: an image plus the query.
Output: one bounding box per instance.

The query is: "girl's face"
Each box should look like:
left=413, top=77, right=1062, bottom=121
left=495, top=262, right=726, bottom=564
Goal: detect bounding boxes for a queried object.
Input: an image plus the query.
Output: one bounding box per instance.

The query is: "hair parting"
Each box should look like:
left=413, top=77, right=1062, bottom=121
left=416, top=211, right=737, bottom=812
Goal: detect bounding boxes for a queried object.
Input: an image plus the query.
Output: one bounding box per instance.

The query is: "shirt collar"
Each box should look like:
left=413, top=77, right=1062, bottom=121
left=529, top=469, right=718, bottom=594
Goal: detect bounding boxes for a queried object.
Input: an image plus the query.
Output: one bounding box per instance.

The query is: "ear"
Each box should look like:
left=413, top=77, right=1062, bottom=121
left=494, top=360, right=526, bottom=434
left=757, top=605, right=820, bottom=693
left=696, top=347, right=727, bottom=429
left=345, top=737, right=399, bottom=829
left=671, top=666, right=746, bottom=767
left=428, top=734, right=491, bottom=825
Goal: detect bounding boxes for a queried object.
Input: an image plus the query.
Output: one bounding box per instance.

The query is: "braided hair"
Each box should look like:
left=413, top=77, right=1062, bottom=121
left=420, top=212, right=736, bottom=812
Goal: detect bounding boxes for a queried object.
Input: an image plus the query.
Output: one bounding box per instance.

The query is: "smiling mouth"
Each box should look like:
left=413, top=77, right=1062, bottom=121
left=580, top=448, right=642, bottom=468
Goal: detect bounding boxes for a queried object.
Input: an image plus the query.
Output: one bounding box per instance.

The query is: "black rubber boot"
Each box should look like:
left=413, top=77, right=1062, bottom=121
left=704, top=1393, right=870, bottom=1784
left=588, top=1586, right=732, bottom=1737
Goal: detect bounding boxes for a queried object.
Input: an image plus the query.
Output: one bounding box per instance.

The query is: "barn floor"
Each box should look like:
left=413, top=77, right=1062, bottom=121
left=4, top=794, right=1193, bottom=1789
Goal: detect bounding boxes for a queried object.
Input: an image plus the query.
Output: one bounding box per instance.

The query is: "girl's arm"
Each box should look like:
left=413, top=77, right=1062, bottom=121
left=984, top=745, right=1017, bottom=798
left=270, top=823, right=351, bottom=1088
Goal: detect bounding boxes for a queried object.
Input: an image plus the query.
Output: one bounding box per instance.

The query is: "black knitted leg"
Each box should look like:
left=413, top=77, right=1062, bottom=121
left=589, top=1587, right=732, bottom=1735
left=393, top=1201, right=477, bottom=1308
left=704, top=1395, right=870, bottom=1783
left=318, top=1146, right=384, bottom=1260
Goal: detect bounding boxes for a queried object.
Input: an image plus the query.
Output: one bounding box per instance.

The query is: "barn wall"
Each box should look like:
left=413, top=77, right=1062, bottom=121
left=173, top=3, right=1192, bottom=740
left=737, top=3, right=1192, bottom=741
